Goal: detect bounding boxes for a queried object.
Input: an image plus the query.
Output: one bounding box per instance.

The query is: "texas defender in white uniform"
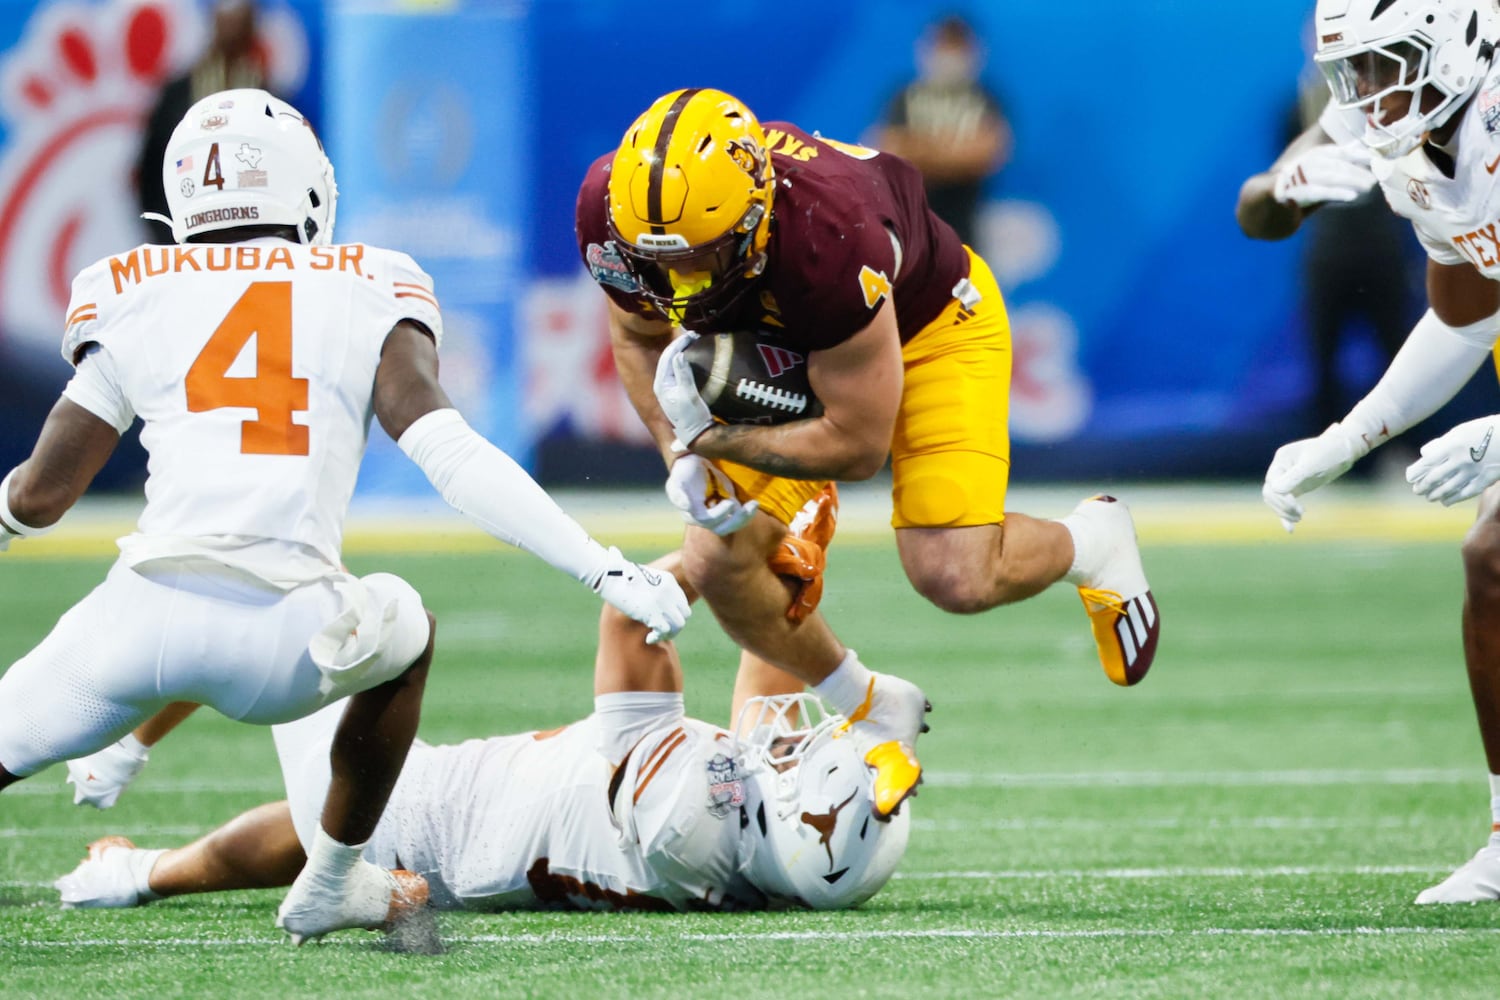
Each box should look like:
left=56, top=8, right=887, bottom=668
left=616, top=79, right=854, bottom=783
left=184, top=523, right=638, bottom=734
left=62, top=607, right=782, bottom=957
left=55, top=555, right=910, bottom=913
left=0, top=89, right=689, bottom=942
left=1261, top=1, right=1500, bottom=904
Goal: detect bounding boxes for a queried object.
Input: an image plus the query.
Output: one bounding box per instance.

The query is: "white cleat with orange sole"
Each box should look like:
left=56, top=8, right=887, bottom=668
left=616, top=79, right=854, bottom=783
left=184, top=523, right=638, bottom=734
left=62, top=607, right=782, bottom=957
left=839, top=673, right=931, bottom=820
left=1068, top=495, right=1160, bottom=687
left=1415, top=836, right=1500, bottom=904
left=276, top=859, right=429, bottom=945
left=55, top=836, right=164, bottom=909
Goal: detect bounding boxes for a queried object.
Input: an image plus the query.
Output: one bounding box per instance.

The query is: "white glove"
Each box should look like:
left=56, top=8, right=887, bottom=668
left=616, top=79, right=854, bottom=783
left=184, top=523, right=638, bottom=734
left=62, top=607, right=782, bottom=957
left=665, top=454, right=760, bottom=535
left=588, top=546, right=691, bottom=644
left=0, top=528, right=13, bottom=553
left=1262, top=424, right=1369, bottom=532
left=653, top=332, right=714, bottom=450
left=65, top=736, right=150, bottom=809
left=1272, top=142, right=1375, bottom=206
left=1407, top=416, right=1500, bottom=506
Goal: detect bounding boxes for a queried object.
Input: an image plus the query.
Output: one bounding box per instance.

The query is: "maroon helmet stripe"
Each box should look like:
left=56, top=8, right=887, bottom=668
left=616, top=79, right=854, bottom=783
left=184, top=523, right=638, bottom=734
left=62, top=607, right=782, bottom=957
left=648, top=88, right=701, bottom=235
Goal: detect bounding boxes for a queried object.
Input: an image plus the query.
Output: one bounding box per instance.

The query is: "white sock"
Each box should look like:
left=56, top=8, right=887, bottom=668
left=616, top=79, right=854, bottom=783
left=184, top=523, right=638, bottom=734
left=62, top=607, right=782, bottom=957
left=812, top=649, right=873, bottom=719
left=131, top=849, right=166, bottom=903
left=1489, top=774, right=1500, bottom=834
left=119, top=732, right=149, bottom=760
left=303, top=827, right=367, bottom=885
left=1060, top=511, right=1101, bottom=586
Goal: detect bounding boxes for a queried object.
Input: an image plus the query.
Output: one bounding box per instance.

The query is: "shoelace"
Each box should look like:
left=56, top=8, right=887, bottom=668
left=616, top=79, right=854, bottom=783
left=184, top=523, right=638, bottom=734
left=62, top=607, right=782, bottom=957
left=1077, top=587, right=1125, bottom=615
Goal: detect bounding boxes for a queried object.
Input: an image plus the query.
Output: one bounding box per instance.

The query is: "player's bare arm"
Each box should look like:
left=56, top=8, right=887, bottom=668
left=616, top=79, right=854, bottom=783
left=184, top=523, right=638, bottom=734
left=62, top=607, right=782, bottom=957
left=690, top=304, right=903, bottom=481
left=378, top=312, right=689, bottom=645
left=371, top=319, right=452, bottom=441
left=4, top=398, right=119, bottom=531
left=606, top=299, right=680, bottom=465
left=1236, top=120, right=1337, bottom=241
left=594, top=552, right=695, bottom=696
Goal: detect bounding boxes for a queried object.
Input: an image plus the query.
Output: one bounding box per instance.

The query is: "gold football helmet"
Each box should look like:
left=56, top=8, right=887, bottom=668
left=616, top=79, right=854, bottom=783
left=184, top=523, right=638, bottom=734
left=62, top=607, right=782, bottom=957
left=606, top=88, right=775, bottom=326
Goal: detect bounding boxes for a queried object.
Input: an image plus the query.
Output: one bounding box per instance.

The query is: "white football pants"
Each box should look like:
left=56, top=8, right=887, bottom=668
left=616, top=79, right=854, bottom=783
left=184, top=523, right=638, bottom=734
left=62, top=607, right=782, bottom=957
left=0, top=559, right=428, bottom=777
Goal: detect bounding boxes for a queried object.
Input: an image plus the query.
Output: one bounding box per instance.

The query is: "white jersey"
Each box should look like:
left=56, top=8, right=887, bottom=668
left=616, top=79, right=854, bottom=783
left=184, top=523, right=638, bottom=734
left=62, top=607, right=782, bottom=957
left=58, top=238, right=443, bottom=585
left=356, top=708, right=764, bottom=912
left=282, top=695, right=768, bottom=917
left=1368, top=62, right=1500, bottom=276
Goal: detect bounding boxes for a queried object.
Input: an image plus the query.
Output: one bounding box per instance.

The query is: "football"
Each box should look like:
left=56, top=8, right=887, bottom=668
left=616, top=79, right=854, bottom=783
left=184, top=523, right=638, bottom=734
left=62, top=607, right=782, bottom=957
left=681, top=331, right=823, bottom=425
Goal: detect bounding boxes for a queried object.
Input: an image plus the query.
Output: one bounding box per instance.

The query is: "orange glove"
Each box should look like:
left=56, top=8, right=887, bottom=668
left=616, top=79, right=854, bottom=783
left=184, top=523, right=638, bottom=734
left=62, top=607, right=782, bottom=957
left=767, top=484, right=839, bottom=623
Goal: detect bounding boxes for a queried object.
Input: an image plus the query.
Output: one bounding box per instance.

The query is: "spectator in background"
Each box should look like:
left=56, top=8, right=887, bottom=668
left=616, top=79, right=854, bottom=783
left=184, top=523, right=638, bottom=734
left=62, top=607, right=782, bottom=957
left=135, top=0, right=268, bottom=244
left=872, top=14, right=1010, bottom=248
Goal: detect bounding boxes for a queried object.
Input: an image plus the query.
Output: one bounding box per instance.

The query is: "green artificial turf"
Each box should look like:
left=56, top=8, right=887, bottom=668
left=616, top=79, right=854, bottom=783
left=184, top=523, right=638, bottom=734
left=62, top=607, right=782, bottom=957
left=2, top=537, right=1497, bottom=998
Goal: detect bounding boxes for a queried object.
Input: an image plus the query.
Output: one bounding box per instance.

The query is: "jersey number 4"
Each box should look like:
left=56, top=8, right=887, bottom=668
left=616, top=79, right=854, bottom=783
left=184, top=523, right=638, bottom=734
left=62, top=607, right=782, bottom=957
left=185, top=281, right=310, bottom=456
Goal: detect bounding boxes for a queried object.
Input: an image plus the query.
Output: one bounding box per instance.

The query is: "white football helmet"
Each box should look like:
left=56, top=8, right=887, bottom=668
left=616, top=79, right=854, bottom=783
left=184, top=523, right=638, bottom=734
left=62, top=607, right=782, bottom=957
left=734, top=694, right=911, bottom=909
left=157, top=88, right=336, bottom=245
left=1314, top=0, right=1498, bottom=157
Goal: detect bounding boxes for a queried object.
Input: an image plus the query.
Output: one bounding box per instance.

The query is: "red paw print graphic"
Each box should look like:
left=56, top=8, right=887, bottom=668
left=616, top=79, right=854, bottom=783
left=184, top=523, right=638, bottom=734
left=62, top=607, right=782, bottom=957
left=0, top=0, right=197, bottom=356
left=0, top=0, right=307, bottom=361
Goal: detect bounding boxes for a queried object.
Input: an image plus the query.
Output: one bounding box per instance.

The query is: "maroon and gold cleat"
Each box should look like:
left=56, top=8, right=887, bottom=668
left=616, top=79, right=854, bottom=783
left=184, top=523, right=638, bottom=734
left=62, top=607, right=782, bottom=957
left=863, top=740, right=922, bottom=820
left=839, top=673, right=931, bottom=819
left=1069, top=496, right=1160, bottom=686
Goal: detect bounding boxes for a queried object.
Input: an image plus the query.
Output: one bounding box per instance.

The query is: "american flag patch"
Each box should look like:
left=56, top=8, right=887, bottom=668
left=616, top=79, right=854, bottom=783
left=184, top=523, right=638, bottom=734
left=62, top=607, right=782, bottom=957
left=176, top=156, right=193, bottom=175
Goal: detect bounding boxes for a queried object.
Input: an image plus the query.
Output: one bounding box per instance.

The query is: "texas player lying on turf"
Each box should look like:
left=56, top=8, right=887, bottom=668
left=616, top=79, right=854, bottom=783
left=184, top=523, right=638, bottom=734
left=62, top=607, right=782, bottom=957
left=64, top=487, right=843, bottom=811
left=56, top=550, right=910, bottom=915
left=578, top=88, right=1161, bottom=822
left=1258, top=0, right=1500, bottom=904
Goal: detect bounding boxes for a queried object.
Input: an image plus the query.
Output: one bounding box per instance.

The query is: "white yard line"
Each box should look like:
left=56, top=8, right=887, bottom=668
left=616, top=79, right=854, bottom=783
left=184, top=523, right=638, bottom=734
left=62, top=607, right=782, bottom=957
left=5, top=767, right=1479, bottom=798
left=0, top=816, right=1418, bottom=840
left=895, top=865, right=1446, bottom=880
left=5, top=779, right=284, bottom=797
left=0, top=825, right=208, bottom=839
left=0, top=864, right=1446, bottom=892
left=7, top=926, right=1500, bottom=948
left=923, top=768, right=1477, bottom=788
left=911, top=815, right=1426, bottom=832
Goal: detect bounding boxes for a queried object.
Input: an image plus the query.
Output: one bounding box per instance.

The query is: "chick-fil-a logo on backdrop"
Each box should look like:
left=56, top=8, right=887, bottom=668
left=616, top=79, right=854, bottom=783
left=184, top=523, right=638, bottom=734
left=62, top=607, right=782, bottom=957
left=0, top=0, right=307, bottom=364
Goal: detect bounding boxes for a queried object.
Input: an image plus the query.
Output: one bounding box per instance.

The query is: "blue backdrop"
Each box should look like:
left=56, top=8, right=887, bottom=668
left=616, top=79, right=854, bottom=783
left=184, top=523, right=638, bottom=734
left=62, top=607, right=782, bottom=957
left=0, top=0, right=1479, bottom=490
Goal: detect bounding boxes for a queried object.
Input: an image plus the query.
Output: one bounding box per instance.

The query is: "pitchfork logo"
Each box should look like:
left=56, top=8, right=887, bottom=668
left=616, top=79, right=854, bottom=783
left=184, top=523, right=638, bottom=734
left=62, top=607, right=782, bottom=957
left=0, top=0, right=308, bottom=358
left=756, top=342, right=805, bottom=378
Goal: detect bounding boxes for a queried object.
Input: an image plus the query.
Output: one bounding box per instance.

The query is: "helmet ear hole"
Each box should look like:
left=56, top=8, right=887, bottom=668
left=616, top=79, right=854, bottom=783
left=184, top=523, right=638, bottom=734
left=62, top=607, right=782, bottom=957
left=308, top=188, right=321, bottom=209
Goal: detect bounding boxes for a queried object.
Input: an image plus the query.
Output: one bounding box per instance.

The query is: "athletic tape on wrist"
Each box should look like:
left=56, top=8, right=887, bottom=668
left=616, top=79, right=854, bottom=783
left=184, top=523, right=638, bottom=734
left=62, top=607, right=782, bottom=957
left=0, top=469, right=55, bottom=539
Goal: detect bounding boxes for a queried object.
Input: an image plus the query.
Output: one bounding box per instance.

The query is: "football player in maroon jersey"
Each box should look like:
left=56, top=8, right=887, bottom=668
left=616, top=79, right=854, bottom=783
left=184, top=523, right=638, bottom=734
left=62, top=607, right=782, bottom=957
left=576, top=89, right=1162, bottom=815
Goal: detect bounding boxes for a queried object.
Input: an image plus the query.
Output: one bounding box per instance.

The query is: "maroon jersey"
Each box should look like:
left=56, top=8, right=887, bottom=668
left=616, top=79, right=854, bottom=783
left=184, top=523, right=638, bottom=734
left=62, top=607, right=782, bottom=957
left=575, top=123, right=970, bottom=351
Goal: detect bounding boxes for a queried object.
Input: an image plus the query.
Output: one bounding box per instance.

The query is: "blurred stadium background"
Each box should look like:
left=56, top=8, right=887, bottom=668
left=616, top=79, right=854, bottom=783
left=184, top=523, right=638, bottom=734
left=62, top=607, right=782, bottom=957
left=3, top=0, right=1491, bottom=504
left=10, top=5, right=1500, bottom=994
